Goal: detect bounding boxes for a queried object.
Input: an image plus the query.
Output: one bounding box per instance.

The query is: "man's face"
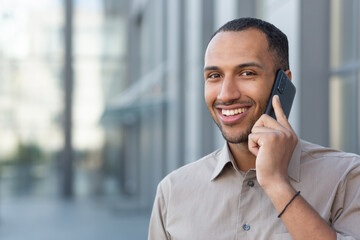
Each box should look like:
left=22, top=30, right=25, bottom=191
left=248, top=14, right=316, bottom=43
left=204, top=29, right=276, bottom=143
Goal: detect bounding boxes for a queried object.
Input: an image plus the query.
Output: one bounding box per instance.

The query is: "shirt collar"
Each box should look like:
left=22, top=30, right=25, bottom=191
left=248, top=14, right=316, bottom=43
left=210, top=143, right=235, bottom=181
left=210, top=140, right=302, bottom=182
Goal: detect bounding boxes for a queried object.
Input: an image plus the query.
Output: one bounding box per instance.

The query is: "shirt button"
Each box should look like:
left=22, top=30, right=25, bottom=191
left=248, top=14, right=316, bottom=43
left=242, top=224, right=250, bottom=231
left=247, top=180, right=255, bottom=187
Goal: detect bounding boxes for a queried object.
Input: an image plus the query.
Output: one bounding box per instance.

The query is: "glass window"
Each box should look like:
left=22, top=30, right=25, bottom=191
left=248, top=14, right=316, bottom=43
left=73, top=0, right=127, bottom=196
left=330, top=0, right=360, bottom=153
left=330, top=0, right=358, bottom=69
left=330, top=74, right=358, bottom=153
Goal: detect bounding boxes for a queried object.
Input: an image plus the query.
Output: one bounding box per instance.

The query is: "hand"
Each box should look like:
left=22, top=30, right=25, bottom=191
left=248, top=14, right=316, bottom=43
left=248, top=95, right=298, bottom=189
left=248, top=96, right=336, bottom=240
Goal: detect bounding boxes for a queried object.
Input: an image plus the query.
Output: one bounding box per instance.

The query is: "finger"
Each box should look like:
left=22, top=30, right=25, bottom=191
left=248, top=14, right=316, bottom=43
left=248, top=131, right=277, bottom=156
left=248, top=132, right=261, bottom=156
left=251, top=126, right=278, bottom=134
left=273, top=95, right=292, bottom=129
left=253, top=113, right=287, bottom=131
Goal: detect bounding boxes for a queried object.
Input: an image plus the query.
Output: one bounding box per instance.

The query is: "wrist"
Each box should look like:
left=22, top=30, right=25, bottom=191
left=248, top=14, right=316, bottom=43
left=258, top=174, right=290, bottom=190
left=259, top=178, right=298, bottom=215
left=260, top=177, right=295, bottom=198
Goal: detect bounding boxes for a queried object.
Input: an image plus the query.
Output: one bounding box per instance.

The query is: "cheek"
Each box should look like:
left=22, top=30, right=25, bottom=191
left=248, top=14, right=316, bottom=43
left=248, top=80, right=271, bottom=100
left=204, top=84, right=218, bottom=108
left=240, top=82, right=259, bottom=100
left=253, top=85, right=273, bottom=111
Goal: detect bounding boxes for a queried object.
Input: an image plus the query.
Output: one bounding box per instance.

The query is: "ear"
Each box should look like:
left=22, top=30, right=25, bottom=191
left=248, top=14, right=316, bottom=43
left=284, top=69, right=292, bottom=80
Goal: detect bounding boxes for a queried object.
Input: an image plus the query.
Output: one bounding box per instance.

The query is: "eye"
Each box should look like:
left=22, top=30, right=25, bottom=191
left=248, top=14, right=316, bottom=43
left=207, top=73, right=221, bottom=79
left=241, top=71, right=255, bottom=76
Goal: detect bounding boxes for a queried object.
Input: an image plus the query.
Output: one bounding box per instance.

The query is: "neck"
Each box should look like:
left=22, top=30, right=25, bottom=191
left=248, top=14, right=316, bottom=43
left=228, top=141, right=256, bottom=172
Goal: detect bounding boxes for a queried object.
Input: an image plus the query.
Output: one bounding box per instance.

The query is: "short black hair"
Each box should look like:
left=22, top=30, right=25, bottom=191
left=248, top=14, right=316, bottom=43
left=211, top=17, right=289, bottom=71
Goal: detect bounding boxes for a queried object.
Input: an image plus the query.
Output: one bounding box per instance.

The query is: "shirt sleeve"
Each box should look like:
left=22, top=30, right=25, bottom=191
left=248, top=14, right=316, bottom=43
left=336, top=233, right=357, bottom=240
left=332, top=162, right=360, bottom=239
left=148, top=181, right=170, bottom=240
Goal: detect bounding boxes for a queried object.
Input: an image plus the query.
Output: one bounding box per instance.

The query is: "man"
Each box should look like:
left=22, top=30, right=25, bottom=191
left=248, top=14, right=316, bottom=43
left=148, top=17, right=360, bottom=239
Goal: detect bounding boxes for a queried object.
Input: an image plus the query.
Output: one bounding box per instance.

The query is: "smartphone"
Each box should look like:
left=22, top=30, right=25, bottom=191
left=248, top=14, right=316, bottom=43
left=264, top=69, right=296, bottom=119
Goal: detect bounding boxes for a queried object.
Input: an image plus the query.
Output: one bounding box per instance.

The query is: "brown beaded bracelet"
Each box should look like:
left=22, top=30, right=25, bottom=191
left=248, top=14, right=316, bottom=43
left=278, top=191, right=301, bottom=218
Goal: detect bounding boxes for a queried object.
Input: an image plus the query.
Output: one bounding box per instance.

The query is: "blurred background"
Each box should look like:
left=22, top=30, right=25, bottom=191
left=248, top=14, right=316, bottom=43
left=0, top=0, right=359, bottom=239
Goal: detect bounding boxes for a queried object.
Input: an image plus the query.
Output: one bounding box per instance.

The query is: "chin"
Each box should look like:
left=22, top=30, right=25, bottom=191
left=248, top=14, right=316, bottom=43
left=217, top=123, right=253, bottom=144
left=222, top=132, right=249, bottom=144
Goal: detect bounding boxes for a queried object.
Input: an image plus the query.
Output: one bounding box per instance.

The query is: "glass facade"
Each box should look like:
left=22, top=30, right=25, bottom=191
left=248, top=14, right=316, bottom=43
left=330, top=0, right=360, bottom=153
left=0, top=0, right=151, bottom=239
left=72, top=0, right=126, bottom=197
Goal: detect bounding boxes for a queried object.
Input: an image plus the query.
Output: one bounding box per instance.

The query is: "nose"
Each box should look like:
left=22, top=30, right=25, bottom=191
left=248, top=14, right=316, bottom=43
left=217, top=76, right=241, bottom=103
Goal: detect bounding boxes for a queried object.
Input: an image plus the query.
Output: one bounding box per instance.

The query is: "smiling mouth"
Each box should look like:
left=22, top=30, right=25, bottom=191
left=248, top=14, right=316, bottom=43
left=221, top=107, right=247, bottom=116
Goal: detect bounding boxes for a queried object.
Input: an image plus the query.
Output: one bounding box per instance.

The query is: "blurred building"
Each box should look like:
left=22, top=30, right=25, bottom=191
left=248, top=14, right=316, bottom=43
left=0, top=0, right=64, bottom=196
left=0, top=0, right=128, bottom=198
left=101, top=0, right=360, bottom=212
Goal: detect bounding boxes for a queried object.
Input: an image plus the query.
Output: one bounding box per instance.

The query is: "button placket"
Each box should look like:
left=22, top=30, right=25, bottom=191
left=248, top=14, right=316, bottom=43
left=237, top=172, right=256, bottom=237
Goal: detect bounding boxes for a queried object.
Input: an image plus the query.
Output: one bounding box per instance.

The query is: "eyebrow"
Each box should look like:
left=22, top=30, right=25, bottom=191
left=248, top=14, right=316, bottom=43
left=204, top=62, right=264, bottom=72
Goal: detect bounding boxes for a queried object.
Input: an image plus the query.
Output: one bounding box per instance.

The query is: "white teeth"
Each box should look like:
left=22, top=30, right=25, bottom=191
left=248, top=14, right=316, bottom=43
left=222, top=108, right=247, bottom=116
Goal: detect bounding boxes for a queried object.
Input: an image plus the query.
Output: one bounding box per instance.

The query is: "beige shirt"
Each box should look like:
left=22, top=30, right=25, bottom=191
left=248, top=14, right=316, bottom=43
left=148, top=140, right=360, bottom=240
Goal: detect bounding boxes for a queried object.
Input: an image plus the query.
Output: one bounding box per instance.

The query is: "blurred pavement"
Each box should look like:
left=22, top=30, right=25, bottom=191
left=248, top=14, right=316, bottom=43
left=0, top=197, right=150, bottom=240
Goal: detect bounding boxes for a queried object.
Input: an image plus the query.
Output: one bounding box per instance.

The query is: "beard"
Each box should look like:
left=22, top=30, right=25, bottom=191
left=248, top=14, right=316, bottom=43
left=214, top=115, right=257, bottom=143
left=213, top=98, right=267, bottom=144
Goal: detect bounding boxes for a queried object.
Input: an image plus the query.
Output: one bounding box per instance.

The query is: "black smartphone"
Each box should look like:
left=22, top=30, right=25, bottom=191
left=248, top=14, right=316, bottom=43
left=264, top=69, right=296, bottom=119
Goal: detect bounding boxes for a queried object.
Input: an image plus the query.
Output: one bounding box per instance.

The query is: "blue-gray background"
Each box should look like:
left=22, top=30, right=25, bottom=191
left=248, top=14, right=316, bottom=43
left=0, top=0, right=359, bottom=239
